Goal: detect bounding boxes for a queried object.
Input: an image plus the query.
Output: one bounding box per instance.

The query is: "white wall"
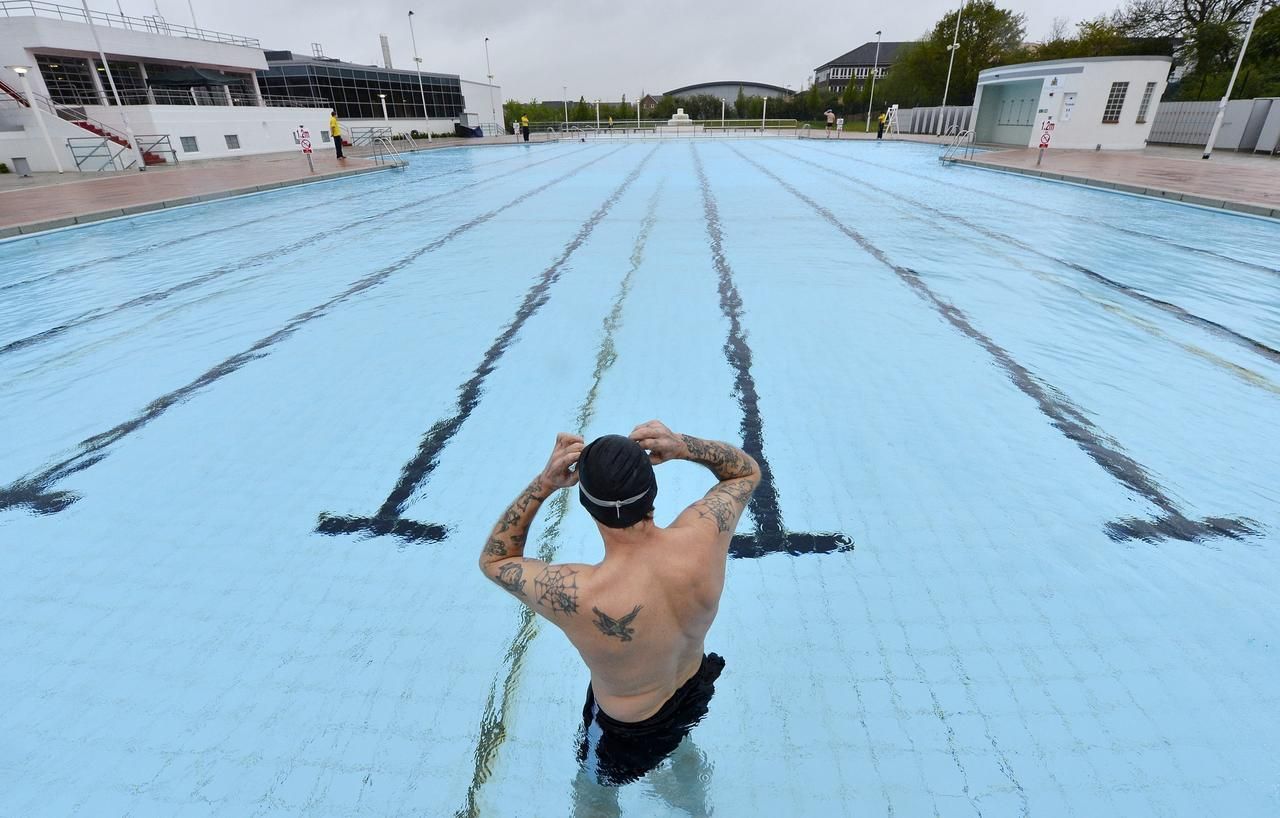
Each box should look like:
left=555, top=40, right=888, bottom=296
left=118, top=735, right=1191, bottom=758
left=977, top=57, right=1172, bottom=150
left=0, top=16, right=266, bottom=100
left=81, top=103, right=330, bottom=161
left=459, top=79, right=504, bottom=130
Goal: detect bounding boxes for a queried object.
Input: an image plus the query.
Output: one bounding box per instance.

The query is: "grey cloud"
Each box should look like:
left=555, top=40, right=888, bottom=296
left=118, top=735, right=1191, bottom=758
left=133, top=0, right=1125, bottom=101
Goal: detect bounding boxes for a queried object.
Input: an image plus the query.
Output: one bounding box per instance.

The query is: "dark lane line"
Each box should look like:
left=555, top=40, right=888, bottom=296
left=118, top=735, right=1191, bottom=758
left=779, top=142, right=1280, bottom=367
left=731, top=144, right=1258, bottom=544
left=795, top=145, right=1280, bottom=397
left=803, top=141, right=1279, bottom=278
left=0, top=145, right=552, bottom=294
left=454, top=182, right=664, bottom=818
left=0, top=146, right=626, bottom=516
left=690, top=143, right=853, bottom=558
left=316, top=145, right=661, bottom=543
left=1, top=146, right=597, bottom=357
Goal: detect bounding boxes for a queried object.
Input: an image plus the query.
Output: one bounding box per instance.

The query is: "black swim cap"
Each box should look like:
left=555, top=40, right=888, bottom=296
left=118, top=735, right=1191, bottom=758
left=578, top=435, right=657, bottom=529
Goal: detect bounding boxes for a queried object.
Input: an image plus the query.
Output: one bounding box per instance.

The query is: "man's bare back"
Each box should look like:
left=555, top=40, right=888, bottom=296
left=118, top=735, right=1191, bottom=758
left=479, top=420, right=759, bottom=776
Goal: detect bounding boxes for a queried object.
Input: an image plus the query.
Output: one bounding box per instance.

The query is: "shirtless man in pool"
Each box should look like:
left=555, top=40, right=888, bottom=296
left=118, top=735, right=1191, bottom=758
left=478, top=420, right=759, bottom=785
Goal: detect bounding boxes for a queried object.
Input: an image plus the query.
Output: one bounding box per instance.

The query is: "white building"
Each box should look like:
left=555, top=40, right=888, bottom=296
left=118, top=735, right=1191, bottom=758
left=972, top=56, right=1173, bottom=150
left=0, top=2, right=501, bottom=173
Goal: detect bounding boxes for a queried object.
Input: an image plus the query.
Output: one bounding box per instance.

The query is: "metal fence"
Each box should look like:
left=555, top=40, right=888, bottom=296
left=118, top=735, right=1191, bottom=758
left=892, top=106, right=974, bottom=136
left=0, top=0, right=260, bottom=47
left=1148, top=99, right=1280, bottom=154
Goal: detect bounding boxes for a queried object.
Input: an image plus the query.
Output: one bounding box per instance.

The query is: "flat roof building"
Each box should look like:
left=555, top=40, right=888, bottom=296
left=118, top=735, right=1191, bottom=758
left=973, top=56, right=1172, bottom=150
left=1, top=2, right=501, bottom=173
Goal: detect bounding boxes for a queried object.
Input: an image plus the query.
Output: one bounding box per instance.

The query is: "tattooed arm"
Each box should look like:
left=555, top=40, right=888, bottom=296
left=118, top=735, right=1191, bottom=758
left=480, top=433, right=592, bottom=618
left=630, top=420, right=760, bottom=540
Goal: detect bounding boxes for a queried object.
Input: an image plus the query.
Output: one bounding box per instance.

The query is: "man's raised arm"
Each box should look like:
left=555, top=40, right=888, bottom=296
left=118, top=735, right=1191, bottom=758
left=629, top=420, right=760, bottom=538
left=479, top=433, right=584, bottom=607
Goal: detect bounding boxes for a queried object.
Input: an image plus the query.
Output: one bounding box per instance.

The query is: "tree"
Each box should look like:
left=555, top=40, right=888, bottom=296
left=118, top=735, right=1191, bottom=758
left=875, top=1, right=1028, bottom=110
left=735, top=86, right=748, bottom=119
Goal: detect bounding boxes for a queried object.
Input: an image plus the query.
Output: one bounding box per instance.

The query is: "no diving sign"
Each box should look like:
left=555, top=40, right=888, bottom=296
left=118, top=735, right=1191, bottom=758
left=298, top=126, right=313, bottom=154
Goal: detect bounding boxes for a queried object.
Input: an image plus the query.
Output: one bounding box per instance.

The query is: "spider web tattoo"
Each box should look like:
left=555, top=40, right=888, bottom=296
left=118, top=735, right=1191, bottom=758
left=535, top=565, right=580, bottom=615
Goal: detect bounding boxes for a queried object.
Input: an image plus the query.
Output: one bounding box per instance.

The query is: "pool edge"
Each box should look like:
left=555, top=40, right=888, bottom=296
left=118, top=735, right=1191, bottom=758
left=951, top=157, right=1280, bottom=223
left=0, top=163, right=395, bottom=242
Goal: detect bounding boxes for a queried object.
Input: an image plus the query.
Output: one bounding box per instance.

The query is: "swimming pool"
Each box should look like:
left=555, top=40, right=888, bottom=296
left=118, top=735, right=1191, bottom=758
left=1, top=139, right=1278, bottom=816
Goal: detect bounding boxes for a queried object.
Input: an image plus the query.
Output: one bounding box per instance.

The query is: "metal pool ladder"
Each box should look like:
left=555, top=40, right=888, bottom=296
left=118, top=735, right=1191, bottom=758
left=939, top=128, right=974, bottom=163
left=371, top=136, right=408, bottom=169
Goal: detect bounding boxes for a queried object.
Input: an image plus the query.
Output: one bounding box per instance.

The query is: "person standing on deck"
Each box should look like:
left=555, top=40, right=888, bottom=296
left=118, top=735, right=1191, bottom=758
left=479, top=420, right=760, bottom=785
left=330, top=111, right=344, bottom=159
left=520, top=114, right=531, bottom=142
left=825, top=109, right=836, bottom=136
left=876, top=111, right=887, bottom=140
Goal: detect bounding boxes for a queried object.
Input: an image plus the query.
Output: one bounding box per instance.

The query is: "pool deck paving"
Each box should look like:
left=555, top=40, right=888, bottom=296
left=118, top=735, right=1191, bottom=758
left=0, top=134, right=565, bottom=239
left=0, top=150, right=401, bottom=238
left=956, top=144, right=1280, bottom=220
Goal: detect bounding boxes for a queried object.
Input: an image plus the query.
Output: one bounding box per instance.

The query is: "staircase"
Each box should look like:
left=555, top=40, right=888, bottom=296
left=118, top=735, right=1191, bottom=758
left=0, top=79, right=29, bottom=107
left=68, top=120, right=165, bottom=165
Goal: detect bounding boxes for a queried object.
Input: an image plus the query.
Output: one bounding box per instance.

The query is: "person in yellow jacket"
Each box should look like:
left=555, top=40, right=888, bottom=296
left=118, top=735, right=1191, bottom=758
left=876, top=111, right=887, bottom=140
left=520, top=114, right=530, bottom=142
left=330, top=110, right=344, bottom=159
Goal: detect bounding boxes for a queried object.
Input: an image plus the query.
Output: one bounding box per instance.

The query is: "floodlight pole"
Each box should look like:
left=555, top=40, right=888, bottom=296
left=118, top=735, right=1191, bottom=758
left=1203, top=0, right=1263, bottom=160
left=408, top=10, right=432, bottom=142
left=866, top=29, right=882, bottom=131
left=595, top=99, right=600, bottom=128
left=7, top=66, right=63, bottom=173
left=721, top=97, right=726, bottom=128
left=81, top=0, right=146, bottom=170
left=938, top=1, right=966, bottom=135
left=484, top=37, right=497, bottom=134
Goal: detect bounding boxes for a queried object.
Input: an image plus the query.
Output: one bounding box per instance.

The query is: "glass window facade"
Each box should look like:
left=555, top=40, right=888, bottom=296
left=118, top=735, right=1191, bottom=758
left=256, top=61, right=464, bottom=119
left=98, top=60, right=148, bottom=105
left=35, top=54, right=100, bottom=106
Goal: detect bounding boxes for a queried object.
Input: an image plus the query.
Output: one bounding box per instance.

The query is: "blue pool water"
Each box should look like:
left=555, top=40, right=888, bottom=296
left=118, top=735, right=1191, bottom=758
left=2, top=139, right=1278, bottom=816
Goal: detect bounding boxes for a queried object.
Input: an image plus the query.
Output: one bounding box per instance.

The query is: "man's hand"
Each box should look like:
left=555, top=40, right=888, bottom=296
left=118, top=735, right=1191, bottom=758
left=541, top=433, right=584, bottom=490
left=630, top=420, right=688, bottom=465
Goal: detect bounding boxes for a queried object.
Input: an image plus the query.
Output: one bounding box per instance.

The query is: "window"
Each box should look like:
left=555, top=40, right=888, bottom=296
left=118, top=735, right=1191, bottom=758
left=1101, top=81, right=1129, bottom=123
left=224, top=134, right=241, bottom=149
left=34, top=55, right=100, bottom=106
left=180, top=136, right=199, bottom=152
left=855, top=67, right=869, bottom=79
left=1135, top=81, right=1156, bottom=124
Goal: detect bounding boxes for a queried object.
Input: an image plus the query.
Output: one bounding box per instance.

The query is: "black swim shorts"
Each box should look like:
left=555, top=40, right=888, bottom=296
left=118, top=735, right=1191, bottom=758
left=577, top=653, right=726, bottom=786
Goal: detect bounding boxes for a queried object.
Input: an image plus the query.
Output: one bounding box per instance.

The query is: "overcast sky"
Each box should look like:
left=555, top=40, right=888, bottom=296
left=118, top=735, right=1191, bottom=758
left=117, top=0, right=1124, bottom=100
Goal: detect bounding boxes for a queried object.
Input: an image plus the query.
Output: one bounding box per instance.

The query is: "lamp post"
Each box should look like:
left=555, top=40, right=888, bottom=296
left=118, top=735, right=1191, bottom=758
left=1203, top=0, right=1263, bottom=160
left=938, top=1, right=966, bottom=136
left=595, top=99, right=600, bottom=129
left=379, top=92, right=388, bottom=122
left=6, top=66, right=63, bottom=173
left=563, top=85, right=568, bottom=126
left=484, top=37, right=497, bottom=134
left=408, top=10, right=432, bottom=142
left=866, top=29, right=882, bottom=132
left=81, top=0, right=146, bottom=170
left=721, top=97, right=726, bottom=128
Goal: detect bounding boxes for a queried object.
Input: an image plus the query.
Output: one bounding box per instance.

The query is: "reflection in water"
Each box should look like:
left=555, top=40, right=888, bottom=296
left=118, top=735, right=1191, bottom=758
left=572, top=740, right=714, bottom=818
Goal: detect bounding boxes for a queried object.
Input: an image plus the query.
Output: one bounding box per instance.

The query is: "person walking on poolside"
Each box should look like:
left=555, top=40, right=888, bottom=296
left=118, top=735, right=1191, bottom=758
left=825, top=108, right=836, bottom=137
left=330, top=110, right=344, bottom=159
left=877, top=111, right=887, bottom=140
left=479, top=420, right=760, bottom=785
left=520, top=114, right=530, bottom=142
